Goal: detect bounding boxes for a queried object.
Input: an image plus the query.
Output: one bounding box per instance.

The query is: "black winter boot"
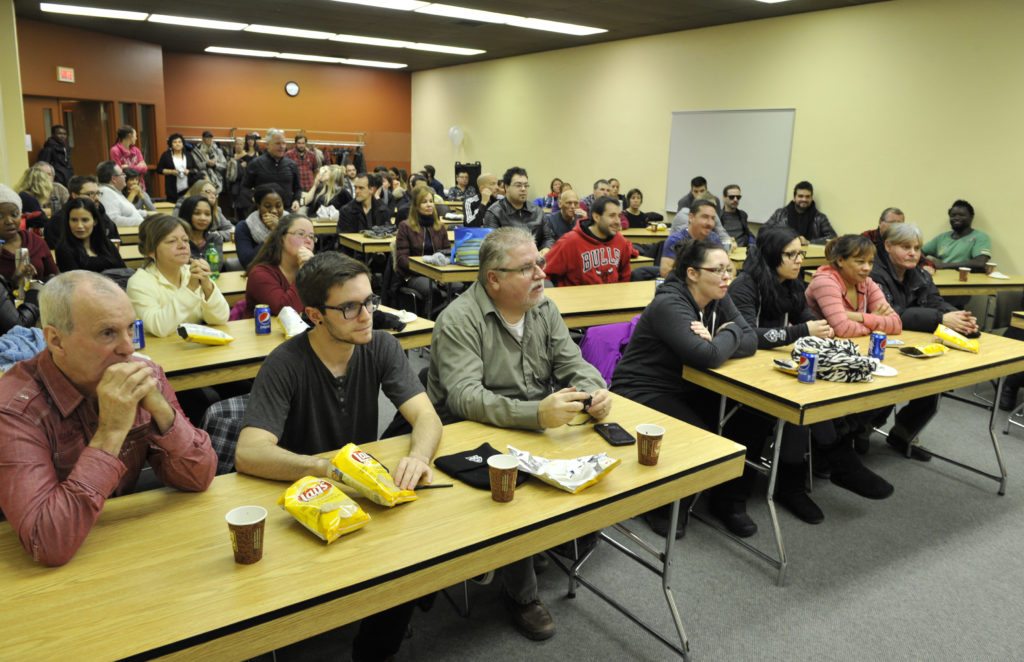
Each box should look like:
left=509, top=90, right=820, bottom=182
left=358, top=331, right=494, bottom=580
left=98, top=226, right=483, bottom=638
left=828, top=446, right=894, bottom=500
left=774, top=463, right=824, bottom=524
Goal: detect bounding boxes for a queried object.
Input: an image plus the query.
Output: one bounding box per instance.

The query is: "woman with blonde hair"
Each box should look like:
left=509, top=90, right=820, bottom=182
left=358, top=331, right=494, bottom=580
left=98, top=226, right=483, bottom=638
left=15, top=166, right=54, bottom=230
left=307, top=164, right=350, bottom=218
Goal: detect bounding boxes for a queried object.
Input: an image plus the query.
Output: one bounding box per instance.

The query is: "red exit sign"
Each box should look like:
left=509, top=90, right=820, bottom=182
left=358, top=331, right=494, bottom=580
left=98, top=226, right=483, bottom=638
left=57, top=66, right=75, bottom=83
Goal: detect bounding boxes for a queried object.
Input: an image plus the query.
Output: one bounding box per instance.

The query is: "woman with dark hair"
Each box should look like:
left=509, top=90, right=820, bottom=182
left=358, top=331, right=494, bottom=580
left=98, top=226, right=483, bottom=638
left=236, top=185, right=285, bottom=268
left=623, top=188, right=647, bottom=228
left=109, top=125, right=148, bottom=191
left=243, top=213, right=315, bottom=317
left=156, top=133, right=199, bottom=203
left=175, top=180, right=233, bottom=240
left=126, top=214, right=228, bottom=337
left=730, top=227, right=892, bottom=520
left=53, top=198, right=126, bottom=273
left=612, top=239, right=760, bottom=538
left=533, top=177, right=562, bottom=211
left=395, top=186, right=452, bottom=313
left=179, top=195, right=224, bottom=264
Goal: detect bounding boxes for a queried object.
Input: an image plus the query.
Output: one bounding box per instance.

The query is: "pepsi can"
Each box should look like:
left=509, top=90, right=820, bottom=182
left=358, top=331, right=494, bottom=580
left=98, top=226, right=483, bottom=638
left=255, top=304, right=272, bottom=335
left=797, top=349, right=817, bottom=384
left=131, top=319, right=145, bottom=350
left=869, top=331, right=887, bottom=361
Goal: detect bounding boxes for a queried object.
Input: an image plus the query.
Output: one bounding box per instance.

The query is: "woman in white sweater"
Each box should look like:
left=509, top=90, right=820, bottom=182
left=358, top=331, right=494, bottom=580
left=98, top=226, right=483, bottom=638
left=127, top=214, right=229, bottom=337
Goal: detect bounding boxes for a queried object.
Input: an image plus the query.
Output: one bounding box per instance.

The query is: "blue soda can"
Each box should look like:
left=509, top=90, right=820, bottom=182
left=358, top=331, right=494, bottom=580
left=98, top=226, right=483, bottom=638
left=255, top=305, right=272, bottom=335
left=131, top=319, right=145, bottom=350
left=797, top=349, right=817, bottom=384
left=869, top=331, right=887, bottom=361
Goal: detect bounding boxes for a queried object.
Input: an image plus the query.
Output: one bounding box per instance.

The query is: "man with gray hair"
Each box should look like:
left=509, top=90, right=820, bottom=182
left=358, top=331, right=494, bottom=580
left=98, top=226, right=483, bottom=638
left=427, top=227, right=612, bottom=641
left=862, top=206, right=905, bottom=245
left=0, top=271, right=216, bottom=566
left=242, top=128, right=302, bottom=212
left=97, top=160, right=146, bottom=227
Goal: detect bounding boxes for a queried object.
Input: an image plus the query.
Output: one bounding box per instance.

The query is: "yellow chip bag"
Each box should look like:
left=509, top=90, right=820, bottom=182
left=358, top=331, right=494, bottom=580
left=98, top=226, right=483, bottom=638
left=330, top=443, right=417, bottom=508
left=934, top=324, right=980, bottom=353
left=177, top=323, right=235, bottom=345
left=278, top=476, right=370, bottom=543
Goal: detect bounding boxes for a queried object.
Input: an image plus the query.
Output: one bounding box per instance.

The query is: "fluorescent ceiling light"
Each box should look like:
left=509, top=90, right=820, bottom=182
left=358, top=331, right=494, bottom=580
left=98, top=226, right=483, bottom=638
left=205, top=46, right=278, bottom=58
left=40, top=2, right=146, bottom=20
left=330, top=33, right=415, bottom=48
left=755, top=0, right=792, bottom=3
left=340, top=58, right=407, bottom=69
left=149, top=14, right=246, bottom=30
left=408, top=42, right=485, bottom=55
left=277, top=52, right=342, bottom=63
left=505, top=17, right=605, bottom=36
left=415, top=3, right=515, bottom=24
left=329, top=0, right=428, bottom=9
left=246, top=24, right=334, bottom=39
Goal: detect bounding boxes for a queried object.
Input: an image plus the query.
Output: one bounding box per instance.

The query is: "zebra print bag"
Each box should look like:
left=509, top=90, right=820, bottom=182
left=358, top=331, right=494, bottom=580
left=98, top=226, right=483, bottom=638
left=790, top=336, right=875, bottom=383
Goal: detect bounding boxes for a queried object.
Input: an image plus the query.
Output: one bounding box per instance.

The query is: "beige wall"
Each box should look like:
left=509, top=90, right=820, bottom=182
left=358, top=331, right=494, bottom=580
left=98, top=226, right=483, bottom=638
left=0, top=0, right=28, bottom=184
left=412, top=0, right=1024, bottom=273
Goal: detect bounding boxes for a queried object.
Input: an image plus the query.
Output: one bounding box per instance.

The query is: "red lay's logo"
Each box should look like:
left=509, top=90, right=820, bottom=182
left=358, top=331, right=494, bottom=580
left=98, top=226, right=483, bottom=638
left=352, top=450, right=373, bottom=464
left=298, top=479, right=333, bottom=502
left=257, top=310, right=272, bottom=324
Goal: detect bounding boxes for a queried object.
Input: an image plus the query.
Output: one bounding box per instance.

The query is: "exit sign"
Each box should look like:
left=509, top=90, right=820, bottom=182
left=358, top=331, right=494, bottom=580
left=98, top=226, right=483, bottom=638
left=57, top=66, right=75, bottom=83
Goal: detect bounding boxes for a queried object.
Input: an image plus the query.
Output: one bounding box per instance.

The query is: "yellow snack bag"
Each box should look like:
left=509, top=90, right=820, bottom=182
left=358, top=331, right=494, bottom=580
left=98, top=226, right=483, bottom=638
left=278, top=476, right=370, bottom=543
left=330, top=443, right=418, bottom=508
left=934, top=324, right=980, bottom=353
left=177, top=323, right=234, bottom=345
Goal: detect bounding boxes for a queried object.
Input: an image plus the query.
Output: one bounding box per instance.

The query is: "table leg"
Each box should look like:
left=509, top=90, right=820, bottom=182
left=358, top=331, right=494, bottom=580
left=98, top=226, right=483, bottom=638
left=929, top=378, right=1009, bottom=494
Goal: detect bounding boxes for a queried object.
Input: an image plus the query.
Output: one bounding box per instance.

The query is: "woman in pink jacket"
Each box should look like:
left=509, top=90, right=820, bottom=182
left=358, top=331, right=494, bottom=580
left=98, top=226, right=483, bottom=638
left=805, top=234, right=902, bottom=338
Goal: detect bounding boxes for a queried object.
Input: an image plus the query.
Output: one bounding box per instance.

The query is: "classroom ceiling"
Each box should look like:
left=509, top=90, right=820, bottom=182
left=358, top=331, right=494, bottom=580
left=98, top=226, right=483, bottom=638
left=15, top=0, right=888, bottom=72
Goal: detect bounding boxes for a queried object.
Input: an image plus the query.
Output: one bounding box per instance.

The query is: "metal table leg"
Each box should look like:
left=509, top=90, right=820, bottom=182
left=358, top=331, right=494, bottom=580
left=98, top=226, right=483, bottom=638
left=928, top=379, right=1009, bottom=494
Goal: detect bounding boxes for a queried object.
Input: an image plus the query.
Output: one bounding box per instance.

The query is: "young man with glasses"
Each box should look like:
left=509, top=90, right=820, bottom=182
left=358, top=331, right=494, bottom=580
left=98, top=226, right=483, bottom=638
left=427, top=227, right=612, bottom=642
left=483, top=166, right=555, bottom=254
left=235, top=251, right=441, bottom=662
left=96, top=160, right=145, bottom=227
left=720, top=184, right=755, bottom=248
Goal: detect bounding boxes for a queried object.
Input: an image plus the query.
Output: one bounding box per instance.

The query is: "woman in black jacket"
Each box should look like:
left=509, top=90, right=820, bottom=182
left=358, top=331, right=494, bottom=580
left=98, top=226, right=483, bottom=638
left=612, top=239, right=761, bottom=538
left=53, top=198, right=126, bottom=273
left=0, top=275, right=39, bottom=333
left=731, top=227, right=893, bottom=523
left=156, top=133, right=199, bottom=203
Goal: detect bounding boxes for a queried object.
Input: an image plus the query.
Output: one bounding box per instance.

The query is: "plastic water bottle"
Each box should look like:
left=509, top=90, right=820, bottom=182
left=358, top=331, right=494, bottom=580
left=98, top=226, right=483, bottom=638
left=205, top=244, right=221, bottom=281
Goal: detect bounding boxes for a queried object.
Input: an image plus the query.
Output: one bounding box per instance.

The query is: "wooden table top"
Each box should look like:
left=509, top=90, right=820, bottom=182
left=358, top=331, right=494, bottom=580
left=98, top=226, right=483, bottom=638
left=732, top=244, right=827, bottom=270
left=545, top=281, right=656, bottom=328
left=0, top=395, right=743, bottom=660
left=143, top=310, right=433, bottom=391
left=929, top=270, right=1024, bottom=296
left=409, top=255, right=654, bottom=284
left=1013, top=311, right=1024, bottom=331
left=621, top=227, right=670, bottom=245
left=684, top=330, right=1024, bottom=426
left=214, top=270, right=246, bottom=304
left=121, top=242, right=238, bottom=268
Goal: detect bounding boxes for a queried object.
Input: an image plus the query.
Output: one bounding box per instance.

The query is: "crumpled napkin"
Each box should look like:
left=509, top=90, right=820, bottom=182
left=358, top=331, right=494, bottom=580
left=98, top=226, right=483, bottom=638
left=507, top=445, right=620, bottom=494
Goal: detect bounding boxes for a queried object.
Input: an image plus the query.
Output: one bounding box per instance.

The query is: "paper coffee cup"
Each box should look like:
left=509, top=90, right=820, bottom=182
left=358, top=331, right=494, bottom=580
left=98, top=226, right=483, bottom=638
left=636, top=424, right=665, bottom=466
left=487, top=454, right=519, bottom=502
left=958, top=267, right=971, bottom=282
left=226, top=505, right=267, bottom=564
left=985, top=262, right=997, bottom=275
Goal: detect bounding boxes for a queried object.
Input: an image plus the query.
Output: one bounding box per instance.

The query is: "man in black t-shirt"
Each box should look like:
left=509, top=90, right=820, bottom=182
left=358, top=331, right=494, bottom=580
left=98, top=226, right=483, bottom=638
left=236, top=252, right=442, bottom=662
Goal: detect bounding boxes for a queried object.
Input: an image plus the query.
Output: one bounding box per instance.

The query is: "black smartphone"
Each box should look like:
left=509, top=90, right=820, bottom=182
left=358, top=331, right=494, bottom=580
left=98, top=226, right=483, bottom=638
left=594, top=422, right=635, bottom=446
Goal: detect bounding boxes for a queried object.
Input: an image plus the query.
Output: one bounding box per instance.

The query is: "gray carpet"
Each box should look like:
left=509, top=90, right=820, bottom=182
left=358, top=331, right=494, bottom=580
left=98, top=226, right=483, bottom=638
left=264, top=355, right=1024, bottom=661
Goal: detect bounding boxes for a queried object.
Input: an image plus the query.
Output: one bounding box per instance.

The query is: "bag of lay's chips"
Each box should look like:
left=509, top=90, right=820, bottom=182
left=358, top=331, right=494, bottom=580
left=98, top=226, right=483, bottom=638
left=330, top=443, right=417, bottom=508
left=279, top=476, right=370, bottom=543
left=934, top=324, right=980, bottom=353
left=177, top=323, right=234, bottom=345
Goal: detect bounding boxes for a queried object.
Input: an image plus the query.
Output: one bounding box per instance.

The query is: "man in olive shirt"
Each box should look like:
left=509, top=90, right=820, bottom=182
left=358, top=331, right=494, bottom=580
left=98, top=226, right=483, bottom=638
left=427, top=227, right=612, bottom=641
left=922, top=199, right=991, bottom=272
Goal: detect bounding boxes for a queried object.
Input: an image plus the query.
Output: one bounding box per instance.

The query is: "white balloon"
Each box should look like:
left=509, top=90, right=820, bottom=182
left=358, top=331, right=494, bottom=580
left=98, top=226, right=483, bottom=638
left=448, top=125, right=464, bottom=147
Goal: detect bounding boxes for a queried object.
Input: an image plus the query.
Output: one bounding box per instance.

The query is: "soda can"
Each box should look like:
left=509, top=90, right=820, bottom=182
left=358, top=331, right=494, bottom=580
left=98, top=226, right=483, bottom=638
left=797, top=349, right=817, bottom=384
left=869, top=331, right=887, bottom=361
left=131, top=319, right=145, bottom=351
left=655, top=277, right=665, bottom=289
left=255, top=304, right=272, bottom=335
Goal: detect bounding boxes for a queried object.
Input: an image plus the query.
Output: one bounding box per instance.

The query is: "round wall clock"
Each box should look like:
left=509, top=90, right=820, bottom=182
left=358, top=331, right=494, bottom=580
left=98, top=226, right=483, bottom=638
left=285, top=81, right=300, bottom=97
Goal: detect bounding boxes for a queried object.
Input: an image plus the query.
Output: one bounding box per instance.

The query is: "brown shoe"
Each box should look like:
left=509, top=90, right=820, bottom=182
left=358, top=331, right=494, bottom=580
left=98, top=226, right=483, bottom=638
left=503, top=593, right=555, bottom=641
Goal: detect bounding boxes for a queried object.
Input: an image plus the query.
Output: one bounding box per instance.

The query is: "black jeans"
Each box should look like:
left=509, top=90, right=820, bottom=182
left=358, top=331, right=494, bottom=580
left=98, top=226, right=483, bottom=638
left=351, top=600, right=417, bottom=662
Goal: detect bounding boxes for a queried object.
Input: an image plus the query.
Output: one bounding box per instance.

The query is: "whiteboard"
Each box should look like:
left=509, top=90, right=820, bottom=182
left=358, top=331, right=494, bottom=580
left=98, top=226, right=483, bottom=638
left=664, top=109, right=795, bottom=223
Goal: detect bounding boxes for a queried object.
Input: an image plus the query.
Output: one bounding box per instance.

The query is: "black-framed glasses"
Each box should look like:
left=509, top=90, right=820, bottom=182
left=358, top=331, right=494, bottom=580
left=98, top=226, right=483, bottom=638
left=782, top=250, right=808, bottom=261
left=494, top=256, right=546, bottom=277
left=321, top=295, right=380, bottom=320
left=726, top=194, right=742, bottom=200
left=696, top=266, right=732, bottom=278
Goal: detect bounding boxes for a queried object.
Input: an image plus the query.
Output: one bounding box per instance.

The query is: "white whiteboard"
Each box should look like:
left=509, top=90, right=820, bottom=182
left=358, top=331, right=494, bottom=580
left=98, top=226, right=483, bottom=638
left=664, top=109, right=795, bottom=223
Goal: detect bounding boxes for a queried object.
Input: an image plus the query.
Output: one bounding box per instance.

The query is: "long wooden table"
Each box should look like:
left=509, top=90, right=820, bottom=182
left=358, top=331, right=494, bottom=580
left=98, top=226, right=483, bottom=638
left=1012, top=311, right=1024, bottom=331
left=143, top=311, right=433, bottom=391
left=0, top=395, right=743, bottom=660
left=215, top=270, right=247, bottom=305
left=546, top=281, right=656, bottom=328
left=929, top=270, right=1024, bottom=297
left=683, top=329, right=1024, bottom=583
left=731, top=244, right=827, bottom=271
left=621, top=227, right=670, bottom=245
left=409, top=255, right=655, bottom=285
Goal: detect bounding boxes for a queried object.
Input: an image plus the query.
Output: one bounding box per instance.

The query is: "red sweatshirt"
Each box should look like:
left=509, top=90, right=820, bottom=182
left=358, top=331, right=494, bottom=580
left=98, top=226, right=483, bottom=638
left=544, top=220, right=633, bottom=287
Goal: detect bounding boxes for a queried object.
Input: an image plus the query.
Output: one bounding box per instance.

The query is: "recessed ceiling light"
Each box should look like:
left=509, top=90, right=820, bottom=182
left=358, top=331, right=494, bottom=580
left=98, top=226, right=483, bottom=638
left=277, top=52, right=343, bottom=63
left=340, top=58, right=408, bottom=69
left=148, top=14, right=246, bottom=30
left=505, top=17, right=606, bottom=36
left=414, top=3, right=515, bottom=24
left=755, top=0, right=792, bottom=3
left=408, top=42, right=485, bottom=55
left=205, top=46, right=278, bottom=58
left=246, top=25, right=334, bottom=40
left=330, top=33, right=415, bottom=48
left=39, top=2, right=147, bottom=20
left=328, top=0, right=428, bottom=9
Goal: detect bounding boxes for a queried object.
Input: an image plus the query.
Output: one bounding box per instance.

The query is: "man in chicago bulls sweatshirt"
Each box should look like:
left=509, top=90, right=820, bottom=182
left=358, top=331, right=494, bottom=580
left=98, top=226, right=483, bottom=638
left=544, top=195, right=633, bottom=286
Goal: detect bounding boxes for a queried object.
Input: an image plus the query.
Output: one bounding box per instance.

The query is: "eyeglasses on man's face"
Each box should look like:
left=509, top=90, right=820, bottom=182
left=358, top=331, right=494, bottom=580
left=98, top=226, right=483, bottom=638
left=726, top=194, right=742, bottom=200
left=495, top=256, right=546, bottom=277
left=321, top=294, right=380, bottom=320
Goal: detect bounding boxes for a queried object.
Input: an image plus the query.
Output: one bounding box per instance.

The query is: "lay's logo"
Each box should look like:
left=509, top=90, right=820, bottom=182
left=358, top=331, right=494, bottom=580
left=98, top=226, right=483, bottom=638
left=298, top=479, right=332, bottom=502
left=353, top=450, right=373, bottom=464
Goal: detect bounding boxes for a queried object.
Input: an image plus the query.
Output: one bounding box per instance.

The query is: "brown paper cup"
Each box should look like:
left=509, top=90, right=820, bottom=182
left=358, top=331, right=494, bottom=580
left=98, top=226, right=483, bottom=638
left=985, top=262, right=997, bottom=275
left=487, top=454, right=519, bottom=502
left=226, top=505, right=267, bottom=564
left=636, top=424, right=665, bottom=466
left=958, top=267, right=971, bottom=282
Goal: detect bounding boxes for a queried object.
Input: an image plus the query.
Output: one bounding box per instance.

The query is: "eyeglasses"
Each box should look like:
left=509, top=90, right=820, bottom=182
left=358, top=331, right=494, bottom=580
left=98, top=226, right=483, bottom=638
left=696, top=266, right=732, bottom=278
left=726, top=194, right=742, bottom=200
left=782, top=250, right=808, bottom=261
left=508, top=182, right=530, bottom=190
left=287, top=231, right=316, bottom=241
left=494, top=256, right=546, bottom=277
left=321, top=294, right=380, bottom=320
